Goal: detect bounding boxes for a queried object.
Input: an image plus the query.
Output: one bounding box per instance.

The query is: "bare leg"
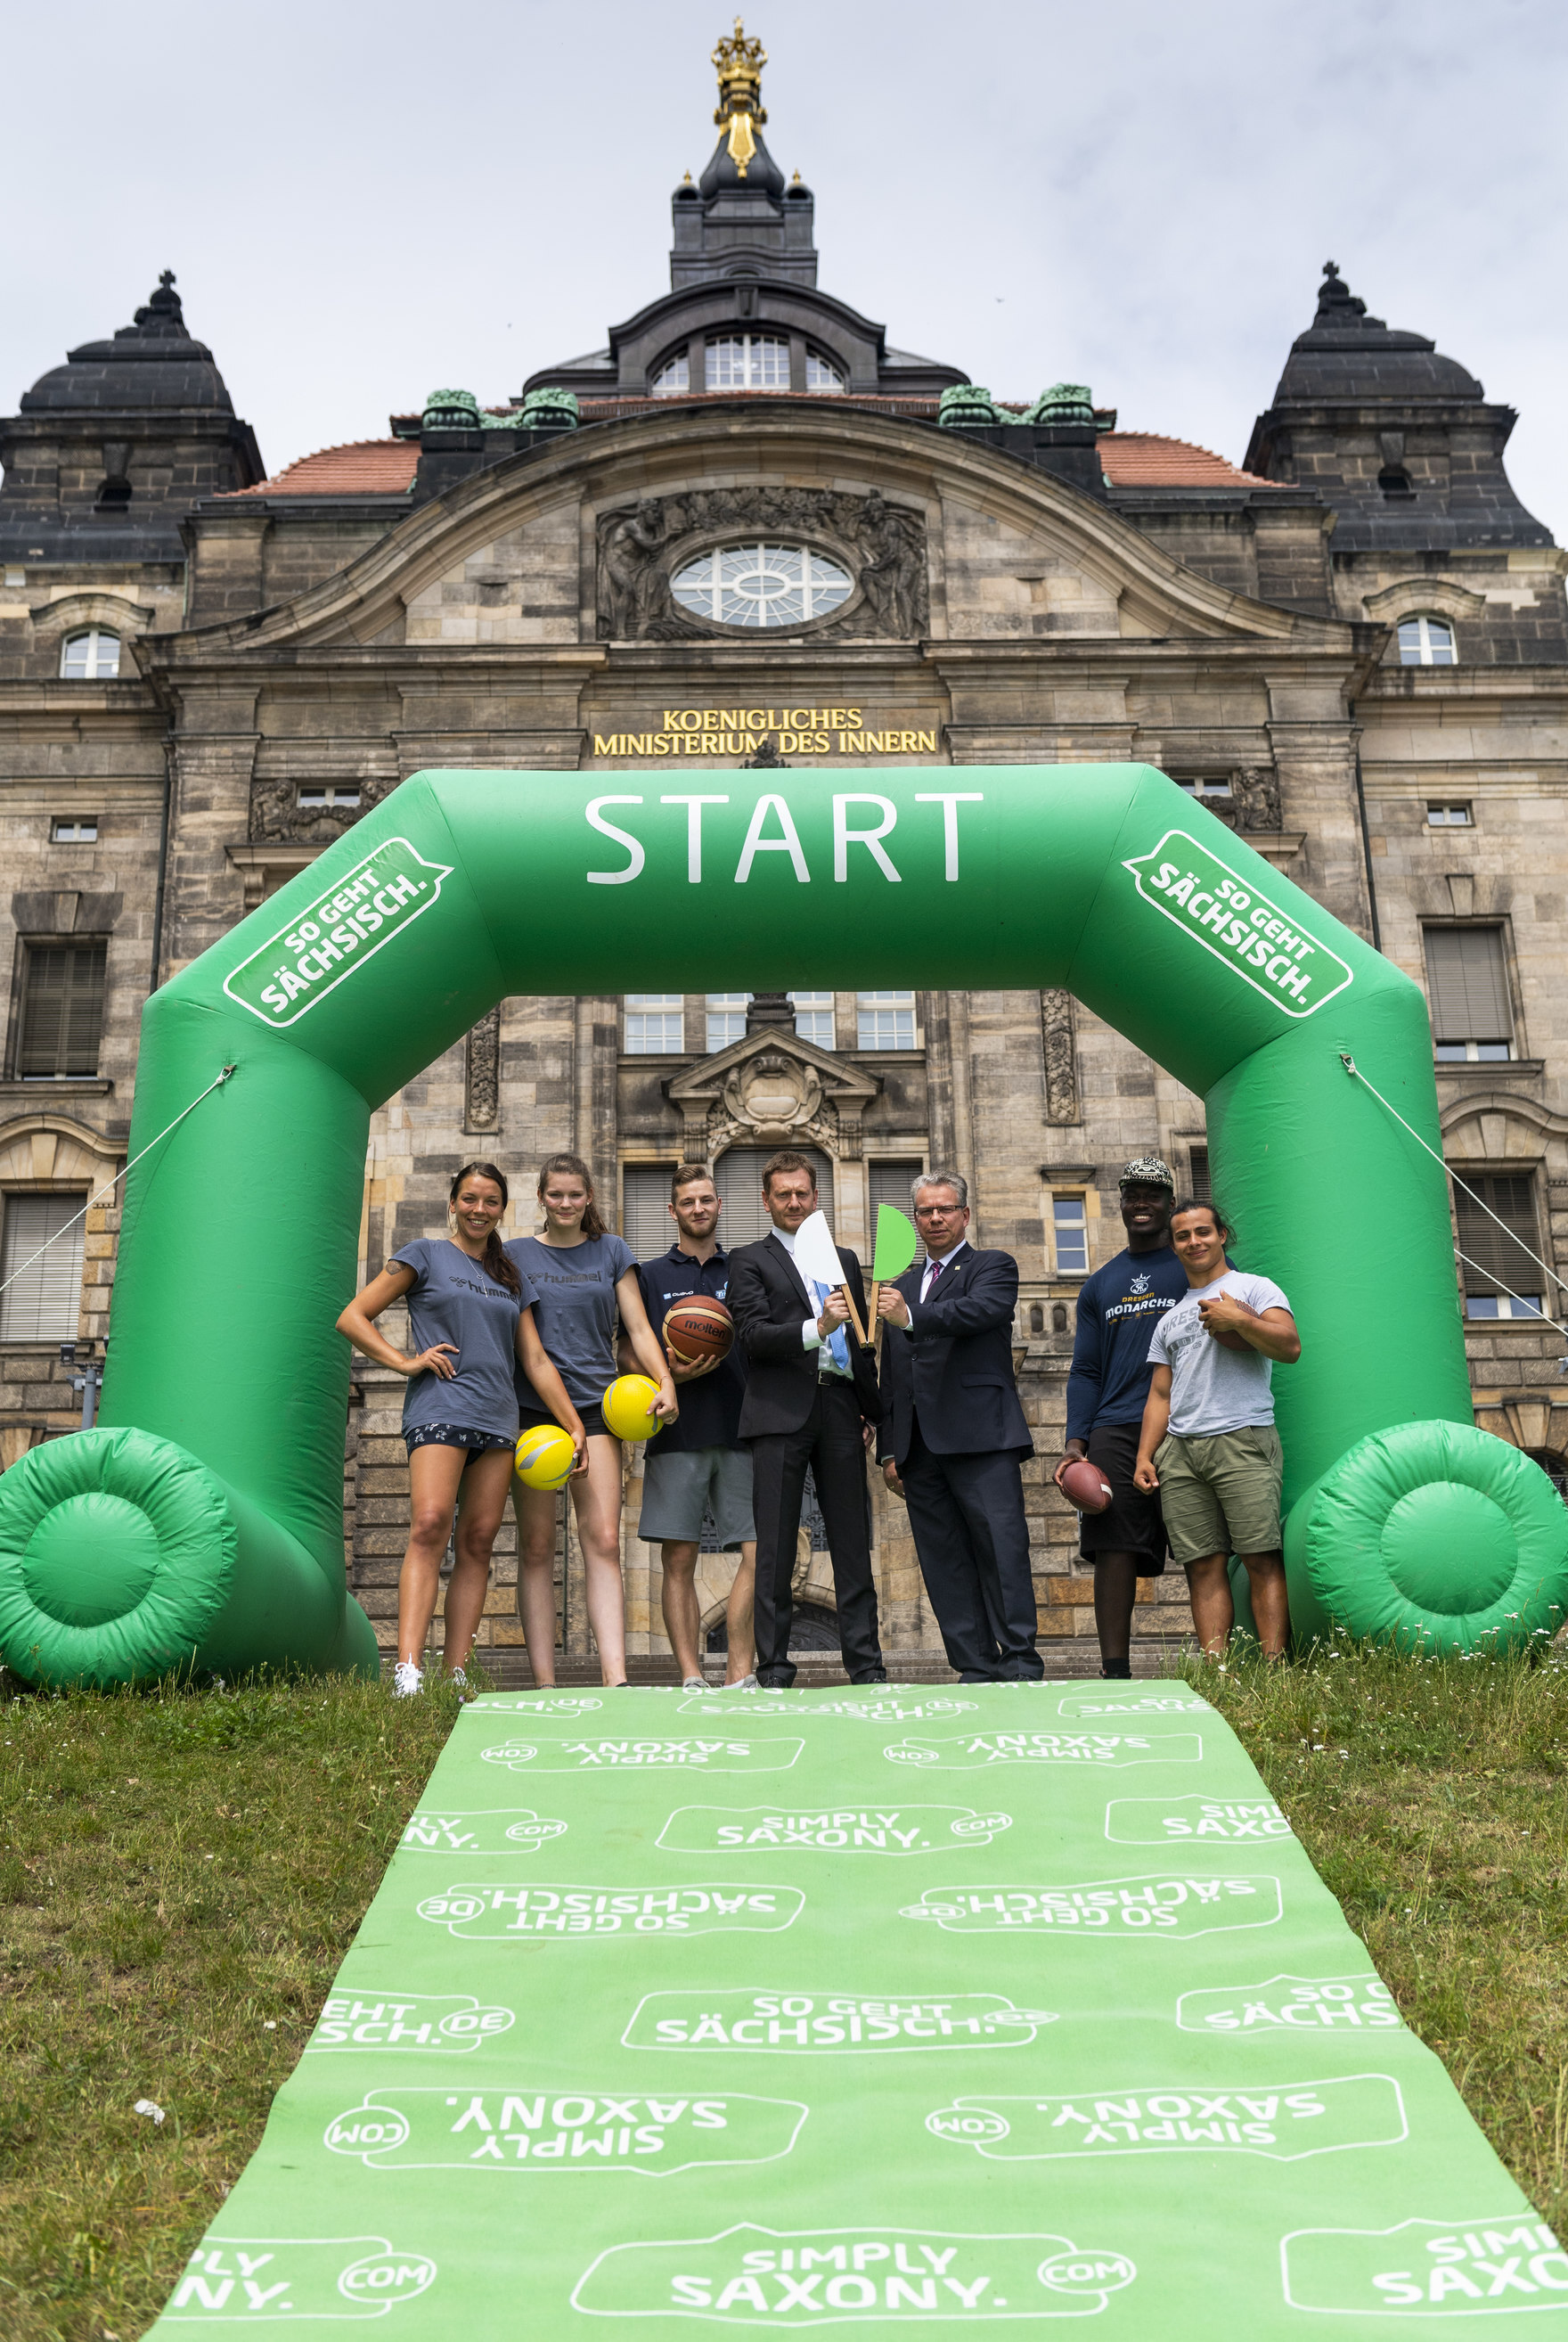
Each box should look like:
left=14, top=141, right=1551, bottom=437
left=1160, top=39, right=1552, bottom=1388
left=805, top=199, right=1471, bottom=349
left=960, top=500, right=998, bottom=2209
left=512, top=1478, right=562, bottom=1686
left=726, top=1543, right=756, bottom=1683
left=440, top=1449, right=514, bottom=1672
left=1239, top=1550, right=1289, bottom=1658
left=1184, top=1553, right=1234, bottom=1655
left=659, top=1540, right=703, bottom=1680
left=398, top=1445, right=467, bottom=1668
left=572, top=1435, right=629, bottom=1685
left=1092, top=1552, right=1139, bottom=1672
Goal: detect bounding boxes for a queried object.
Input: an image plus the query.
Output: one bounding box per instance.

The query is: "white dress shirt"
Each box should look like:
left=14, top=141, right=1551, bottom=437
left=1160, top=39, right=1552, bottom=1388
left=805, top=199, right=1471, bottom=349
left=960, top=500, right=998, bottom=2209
left=773, top=1224, right=852, bottom=1379
left=902, top=1238, right=970, bottom=1330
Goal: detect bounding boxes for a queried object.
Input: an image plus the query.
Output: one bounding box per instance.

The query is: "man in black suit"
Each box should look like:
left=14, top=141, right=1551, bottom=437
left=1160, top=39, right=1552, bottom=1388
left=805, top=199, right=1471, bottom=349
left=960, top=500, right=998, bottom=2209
left=876, top=1172, right=1042, bottom=1682
left=727, top=1150, right=886, bottom=1690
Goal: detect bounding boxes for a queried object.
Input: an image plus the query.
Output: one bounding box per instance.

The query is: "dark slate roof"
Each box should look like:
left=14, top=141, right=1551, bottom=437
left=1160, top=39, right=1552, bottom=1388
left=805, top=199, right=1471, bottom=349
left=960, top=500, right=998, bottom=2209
left=1270, top=261, right=1483, bottom=405
left=20, top=273, right=237, bottom=415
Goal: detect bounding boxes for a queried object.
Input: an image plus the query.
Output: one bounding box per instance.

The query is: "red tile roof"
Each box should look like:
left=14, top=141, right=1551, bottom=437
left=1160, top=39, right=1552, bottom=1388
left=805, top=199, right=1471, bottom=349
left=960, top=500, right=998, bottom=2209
left=221, top=427, right=1272, bottom=502
left=1098, top=432, right=1272, bottom=489
left=224, top=440, right=418, bottom=497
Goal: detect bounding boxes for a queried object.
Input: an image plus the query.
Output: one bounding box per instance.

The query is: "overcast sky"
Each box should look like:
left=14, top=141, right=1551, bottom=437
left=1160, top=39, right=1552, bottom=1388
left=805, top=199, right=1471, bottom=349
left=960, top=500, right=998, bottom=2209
left=6, top=0, right=1565, bottom=532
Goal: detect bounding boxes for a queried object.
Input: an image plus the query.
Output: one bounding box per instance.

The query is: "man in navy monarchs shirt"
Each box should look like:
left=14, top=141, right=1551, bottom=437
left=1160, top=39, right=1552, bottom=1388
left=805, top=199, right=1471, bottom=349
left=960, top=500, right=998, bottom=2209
left=1055, top=1157, right=1188, bottom=1679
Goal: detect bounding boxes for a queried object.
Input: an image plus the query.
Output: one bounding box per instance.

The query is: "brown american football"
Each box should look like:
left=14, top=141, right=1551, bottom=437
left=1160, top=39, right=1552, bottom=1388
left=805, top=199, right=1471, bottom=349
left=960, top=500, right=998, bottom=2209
left=1205, top=1295, right=1261, bottom=1353
left=1059, top=1456, right=1114, bottom=1514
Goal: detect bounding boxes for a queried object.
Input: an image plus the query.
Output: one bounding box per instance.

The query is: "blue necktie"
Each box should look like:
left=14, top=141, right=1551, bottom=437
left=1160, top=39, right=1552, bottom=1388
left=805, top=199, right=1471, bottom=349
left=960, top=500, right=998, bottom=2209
left=809, top=1279, right=852, bottom=1375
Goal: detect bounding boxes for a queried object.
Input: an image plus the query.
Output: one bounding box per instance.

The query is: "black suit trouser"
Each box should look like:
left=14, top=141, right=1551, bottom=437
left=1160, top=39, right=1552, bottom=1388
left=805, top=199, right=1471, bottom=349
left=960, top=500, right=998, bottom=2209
left=902, top=1413, right=1042, bottom=1680
left=749, top=1380, right=883, bottom=1684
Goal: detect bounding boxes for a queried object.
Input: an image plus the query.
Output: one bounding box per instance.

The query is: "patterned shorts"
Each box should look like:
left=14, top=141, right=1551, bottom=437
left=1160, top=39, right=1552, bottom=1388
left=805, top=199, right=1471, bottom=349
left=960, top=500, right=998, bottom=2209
left=404, top=1423, right=516, bottom=1462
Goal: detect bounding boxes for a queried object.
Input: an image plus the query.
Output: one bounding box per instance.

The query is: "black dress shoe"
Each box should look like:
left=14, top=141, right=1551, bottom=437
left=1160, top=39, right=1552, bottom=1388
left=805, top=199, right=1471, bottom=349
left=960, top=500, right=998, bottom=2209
left=1099, top=1659, right=1133, bottom=1679
left=755, top=1668, right=796, bottom=1691
left=849, top=1668, right=888, bottom=1684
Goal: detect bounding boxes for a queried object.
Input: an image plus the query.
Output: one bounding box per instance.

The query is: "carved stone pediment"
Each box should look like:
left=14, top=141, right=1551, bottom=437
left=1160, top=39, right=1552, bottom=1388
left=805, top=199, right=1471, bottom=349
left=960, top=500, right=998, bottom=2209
left=666, top=1028, right=880, bottom=1161
left=595, top=486, right=927, bottom=643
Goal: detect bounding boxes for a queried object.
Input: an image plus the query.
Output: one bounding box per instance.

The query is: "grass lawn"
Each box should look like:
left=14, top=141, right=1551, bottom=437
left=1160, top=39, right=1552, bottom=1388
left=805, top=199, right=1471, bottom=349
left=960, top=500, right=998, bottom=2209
left=0, top=1647, right=1563, bottom=2338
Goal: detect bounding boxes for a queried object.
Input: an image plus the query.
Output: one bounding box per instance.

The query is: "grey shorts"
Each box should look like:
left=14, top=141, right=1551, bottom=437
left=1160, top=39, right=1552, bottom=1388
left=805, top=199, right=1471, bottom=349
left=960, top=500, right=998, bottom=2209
left=638, top=1445, right=755, bottom=1549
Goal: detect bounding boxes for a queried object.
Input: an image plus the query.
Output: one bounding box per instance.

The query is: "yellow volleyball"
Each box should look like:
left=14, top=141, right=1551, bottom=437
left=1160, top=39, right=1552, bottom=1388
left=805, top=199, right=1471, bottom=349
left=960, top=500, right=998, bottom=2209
left=514, top=1422, right=576, bottom=1490
left=600, top=1373, right=662, bottom=1443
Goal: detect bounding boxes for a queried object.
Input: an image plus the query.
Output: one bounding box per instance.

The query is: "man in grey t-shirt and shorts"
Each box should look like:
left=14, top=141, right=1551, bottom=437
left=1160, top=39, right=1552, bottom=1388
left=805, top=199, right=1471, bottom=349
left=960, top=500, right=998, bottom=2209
left=1133, top=1197, right=1302, bottom=1658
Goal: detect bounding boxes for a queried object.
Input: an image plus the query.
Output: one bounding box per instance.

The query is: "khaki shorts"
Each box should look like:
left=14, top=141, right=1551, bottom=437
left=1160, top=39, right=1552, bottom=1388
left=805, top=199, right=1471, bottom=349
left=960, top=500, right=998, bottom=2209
left=1156, top=1425, right=1284, bottom=1565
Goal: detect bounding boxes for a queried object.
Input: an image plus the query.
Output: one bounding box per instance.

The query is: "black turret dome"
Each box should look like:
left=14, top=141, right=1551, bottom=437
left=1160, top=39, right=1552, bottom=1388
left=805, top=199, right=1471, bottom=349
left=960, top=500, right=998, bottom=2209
left=20, top=274, right=236, bottom=415
left=1271, top=263, right=1483, bottom=404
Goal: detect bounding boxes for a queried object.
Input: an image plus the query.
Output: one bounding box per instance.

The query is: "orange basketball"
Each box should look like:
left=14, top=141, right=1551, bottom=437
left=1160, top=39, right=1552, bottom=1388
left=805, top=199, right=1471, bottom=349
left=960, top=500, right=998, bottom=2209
left=663, top=1296, right=735, bottom=1364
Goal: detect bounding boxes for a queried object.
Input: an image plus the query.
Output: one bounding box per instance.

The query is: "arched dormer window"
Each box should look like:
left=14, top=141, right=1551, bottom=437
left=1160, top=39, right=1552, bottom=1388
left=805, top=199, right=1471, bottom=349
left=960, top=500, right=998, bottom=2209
left=1398, top=615, right=1456, bottom=667
left=804, top=349, right=845, bottom=394
left=651, top=351, right=690, bottom=397
left=60, top=629, right=119, bottom=680
left=706, top=334, right=788, bottom=390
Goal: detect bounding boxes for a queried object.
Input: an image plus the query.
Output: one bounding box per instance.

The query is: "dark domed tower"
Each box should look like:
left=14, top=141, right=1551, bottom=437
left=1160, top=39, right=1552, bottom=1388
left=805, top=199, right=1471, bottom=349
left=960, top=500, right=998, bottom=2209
left=1245, top=262, right=1564, bottom=660
left=0, top=272, right=264, bottom=570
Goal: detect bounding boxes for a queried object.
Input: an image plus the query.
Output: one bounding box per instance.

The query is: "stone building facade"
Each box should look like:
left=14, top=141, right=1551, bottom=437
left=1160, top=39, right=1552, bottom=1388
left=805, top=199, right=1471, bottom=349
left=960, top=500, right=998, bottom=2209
left=2, top=23, right=1564, bottom=1666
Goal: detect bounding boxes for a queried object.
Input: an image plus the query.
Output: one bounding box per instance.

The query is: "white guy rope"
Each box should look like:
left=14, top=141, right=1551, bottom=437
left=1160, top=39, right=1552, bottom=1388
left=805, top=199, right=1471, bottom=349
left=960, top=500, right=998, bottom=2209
left=1340, top=1052, right=1568, bottom=1338
left=0, top=1063, right=237, bottom=1301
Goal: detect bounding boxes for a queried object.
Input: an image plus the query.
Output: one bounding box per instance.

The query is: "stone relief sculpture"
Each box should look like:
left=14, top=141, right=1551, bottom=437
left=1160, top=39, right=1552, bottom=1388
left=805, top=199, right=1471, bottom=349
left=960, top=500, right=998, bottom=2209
left=1231, top=766, right=1283, bottom=831
left=465, top=1007, right=501, bottom=1133
left=1041, top=989, right=1080, bottom=1125
left=595, top=485, right=927, bottom=642
left=596, top=496, right=675, bottom=640
left=248, top=774, right=395, bottom=844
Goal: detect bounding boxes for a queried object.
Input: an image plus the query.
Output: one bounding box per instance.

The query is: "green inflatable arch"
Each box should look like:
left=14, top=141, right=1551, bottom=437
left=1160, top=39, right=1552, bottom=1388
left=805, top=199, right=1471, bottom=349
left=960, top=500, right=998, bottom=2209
left=2, top=762, right=1563, bottom=1685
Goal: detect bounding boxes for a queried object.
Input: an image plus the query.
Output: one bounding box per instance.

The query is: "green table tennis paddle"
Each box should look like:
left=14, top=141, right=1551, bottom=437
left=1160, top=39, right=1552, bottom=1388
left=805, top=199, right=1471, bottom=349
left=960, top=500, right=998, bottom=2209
left=867, top=1204, right=919, bottom=1347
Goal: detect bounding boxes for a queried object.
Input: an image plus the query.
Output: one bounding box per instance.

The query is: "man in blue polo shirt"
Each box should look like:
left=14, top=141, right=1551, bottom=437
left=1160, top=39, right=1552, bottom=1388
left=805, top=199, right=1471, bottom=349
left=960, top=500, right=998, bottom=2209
left=1055, top=1156, right=1188, bottom=1679
left=632, top=1162, right=757, bottom=1692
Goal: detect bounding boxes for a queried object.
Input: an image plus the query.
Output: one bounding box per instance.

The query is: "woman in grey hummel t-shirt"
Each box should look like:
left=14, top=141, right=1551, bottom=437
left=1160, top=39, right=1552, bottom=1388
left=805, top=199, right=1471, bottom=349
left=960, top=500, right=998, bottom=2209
left=505, top=1151, right=678, bottom=1691
left=338, top=1161, right=585, bottom=1697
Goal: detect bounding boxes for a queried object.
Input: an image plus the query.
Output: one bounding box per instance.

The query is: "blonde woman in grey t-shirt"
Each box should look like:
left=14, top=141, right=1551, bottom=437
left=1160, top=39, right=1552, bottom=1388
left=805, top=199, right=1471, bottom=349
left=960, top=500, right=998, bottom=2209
left=1134, top=1200, right=1302, bottom=1659
left=505, top=1152, right=678, bottom=1689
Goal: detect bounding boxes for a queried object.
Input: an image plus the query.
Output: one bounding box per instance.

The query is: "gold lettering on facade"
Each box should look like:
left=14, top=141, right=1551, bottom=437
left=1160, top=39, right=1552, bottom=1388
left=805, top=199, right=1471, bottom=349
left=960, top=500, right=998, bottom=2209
left=592, top=708, right=936, bottom=758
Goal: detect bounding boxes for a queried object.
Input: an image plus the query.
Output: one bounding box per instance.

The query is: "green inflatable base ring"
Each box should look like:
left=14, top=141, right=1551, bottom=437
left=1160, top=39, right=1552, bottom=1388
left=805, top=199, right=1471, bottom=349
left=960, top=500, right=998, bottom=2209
left=1285, top=1418, right=1568, bottom=1654
left=0, top=1426, right=379, bottom=1689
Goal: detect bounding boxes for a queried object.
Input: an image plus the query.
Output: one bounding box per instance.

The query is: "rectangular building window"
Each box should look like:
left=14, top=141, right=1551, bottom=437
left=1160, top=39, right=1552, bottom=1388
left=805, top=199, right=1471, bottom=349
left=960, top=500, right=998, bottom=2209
left=857, top=991, right=917, bottom=1050
left=1456, top=1172, right=1544, bottom=1318
left=621, top=1164, right=678, bottom=1259
left=51, top=816, right=98, bottom=842
left=624, top=995, right=684, bottom=1053
left=869, top=1159, right=925, bottom=1221
left=1188, top=1144, right=1212, bottom=1203
left=0, top=1191, right=86, bottom=1341
left=714, top=1145, right=833, bottom=1249
left=790, top=991, right=835, bottom=1049
left=18, top=940, right=107, bottom=1077
left=298, top=784, right=361, bottom=809
left=1052, top=1193, right=1090, bottom=1274
left=1424, top=928, right=1513, bottom=1061
left=706, top=994, right=751, bottom=1052
left=1426, top=803, right=1472, bottom=827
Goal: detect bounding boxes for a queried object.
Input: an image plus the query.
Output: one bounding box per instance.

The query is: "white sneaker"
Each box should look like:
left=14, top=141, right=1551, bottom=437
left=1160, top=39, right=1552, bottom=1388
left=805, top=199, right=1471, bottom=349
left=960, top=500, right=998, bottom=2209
left=724, top=1675, right=759, bottom=1692
left=393, top=1661, right=424, bottom=1699
left=447, top=1666, right=470, bottom=1693
left=682, top=1675, right=711, bottom=1692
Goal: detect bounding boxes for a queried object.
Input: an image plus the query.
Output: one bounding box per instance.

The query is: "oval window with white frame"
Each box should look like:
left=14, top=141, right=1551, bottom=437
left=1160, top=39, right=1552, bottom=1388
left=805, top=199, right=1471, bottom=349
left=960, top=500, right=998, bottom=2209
left=670, top=542, right=853, bottom=629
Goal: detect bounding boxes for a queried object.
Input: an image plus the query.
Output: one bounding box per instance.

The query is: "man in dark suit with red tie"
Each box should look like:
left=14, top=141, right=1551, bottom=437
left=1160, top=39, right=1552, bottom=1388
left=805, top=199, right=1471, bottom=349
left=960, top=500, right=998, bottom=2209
left=876, top=1171, right=1041, bottom=1682
left=727, top=1150, right=886, bottom=1690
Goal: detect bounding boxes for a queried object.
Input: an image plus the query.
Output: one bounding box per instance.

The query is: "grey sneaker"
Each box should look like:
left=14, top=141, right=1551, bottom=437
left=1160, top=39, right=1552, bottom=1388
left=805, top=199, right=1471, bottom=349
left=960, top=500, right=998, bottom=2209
left=393, top=1661, right=424, bottom=1699
left=724, top=1674, right=760, bottom=1692
left=682, top=1675, right=711, bottom=1692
